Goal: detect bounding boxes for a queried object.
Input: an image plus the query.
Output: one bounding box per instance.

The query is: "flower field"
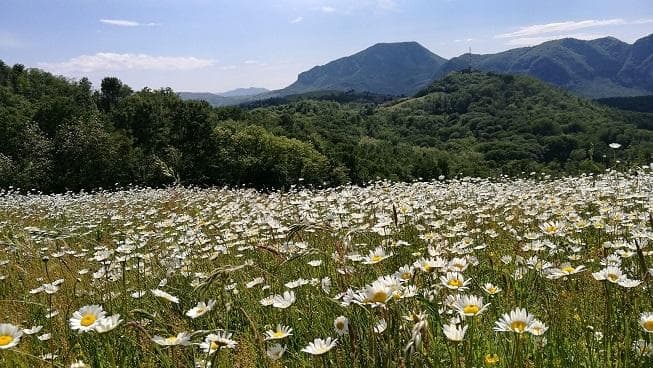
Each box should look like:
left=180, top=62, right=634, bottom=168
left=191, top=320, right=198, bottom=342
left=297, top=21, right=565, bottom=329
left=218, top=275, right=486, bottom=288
left=0, top=171, right=652, bottom=367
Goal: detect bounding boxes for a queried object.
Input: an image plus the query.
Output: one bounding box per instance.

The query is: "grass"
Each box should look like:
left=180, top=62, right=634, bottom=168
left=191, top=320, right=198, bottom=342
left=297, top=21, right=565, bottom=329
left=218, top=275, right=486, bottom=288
left=0, top=170, right=652, bottom=367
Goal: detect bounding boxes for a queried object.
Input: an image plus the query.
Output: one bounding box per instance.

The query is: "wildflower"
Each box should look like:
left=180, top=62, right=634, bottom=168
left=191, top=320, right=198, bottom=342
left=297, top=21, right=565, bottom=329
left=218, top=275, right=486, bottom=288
left=527, top=319, right=548, bottom=336
left=272, top=291, right=296, bottom=309
left=23, top=325, right=43, bottom=335
left=0, top=323, right=23, bottom=349
left=152, top=332, right=192, bottom=346
left=494, top=308, right=534, bottom=334
left=246, top=277, right=265, bottom=288
left=540, top=221, right=564, bottom=236
left=363, top=246, right=392, bottom=264
left=285, top=278, right=310, bottom=289
left=640, top=312, right=653, bottom=333
left=440, top=272, right=470, bottom=290
left=95, top=314, right=122, bottom=333
left=374, top=319, right=387, bottom=334
left=301, top=337, right=337, bottom=355
left=38, top=333, right=52, bottom=341
left=546, top=263, right=585, bottom=279
left=199, top=331, right=237, bottom=354
left=264, top=324, right=293, bottom=340
left=185, top=300, right=216, bottom=319
left=151, top=289, right=179, bottom=303
left=267, top=343, right=287, bottom=360
left=453, top=295, right=490, bottom=317
left=482, top=283, right=501, bottom=295
left=484, top=354, right=500, bottom=365
left=442, top=323, right=468, bottom=342
left=333, top=316, right=349, bottom=336
left=70, top=305, right=106, bottom=333
left=362, top=280, right=392, bottom=306
left=70, top=361, right=90, bottom=368
left=308, top=260, right=323, bottom=267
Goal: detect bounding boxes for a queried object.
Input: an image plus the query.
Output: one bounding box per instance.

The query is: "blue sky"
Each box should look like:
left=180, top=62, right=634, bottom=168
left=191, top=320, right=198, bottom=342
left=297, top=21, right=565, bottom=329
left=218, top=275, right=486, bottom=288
left=1, top=0, right=652, bottom=92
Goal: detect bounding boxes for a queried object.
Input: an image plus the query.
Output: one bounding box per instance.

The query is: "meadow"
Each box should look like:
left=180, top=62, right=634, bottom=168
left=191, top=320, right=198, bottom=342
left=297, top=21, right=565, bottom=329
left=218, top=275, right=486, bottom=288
left=0, top=170, right=652, bottom=367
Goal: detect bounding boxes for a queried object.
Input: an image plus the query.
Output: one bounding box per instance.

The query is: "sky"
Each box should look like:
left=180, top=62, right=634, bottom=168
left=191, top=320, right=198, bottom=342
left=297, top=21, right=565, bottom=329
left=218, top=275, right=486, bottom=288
left=1, top=0, right=652, bottom=92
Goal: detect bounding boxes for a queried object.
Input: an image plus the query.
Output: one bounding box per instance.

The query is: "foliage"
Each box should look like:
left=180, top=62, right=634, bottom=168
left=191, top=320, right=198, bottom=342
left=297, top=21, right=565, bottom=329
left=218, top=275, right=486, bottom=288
left=1, top=60, right=653, bottom=192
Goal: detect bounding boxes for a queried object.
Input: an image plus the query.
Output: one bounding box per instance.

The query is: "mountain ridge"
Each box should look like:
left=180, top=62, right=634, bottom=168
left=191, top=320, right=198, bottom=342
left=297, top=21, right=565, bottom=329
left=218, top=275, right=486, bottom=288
left=178, top=34, right=653, bottom=106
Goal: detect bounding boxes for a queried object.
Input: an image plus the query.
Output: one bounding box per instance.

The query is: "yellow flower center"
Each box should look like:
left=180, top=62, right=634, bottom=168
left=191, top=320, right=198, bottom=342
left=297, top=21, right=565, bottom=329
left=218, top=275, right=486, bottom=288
left=0, top=335, right=13, bottom=346
left=401, top=272, right=412, bottom=280
left=463, top=305, right=480, bottom=315
left=370, top=291, right=388, bottom=303
left=80, top=313, right=97, bottom=327
left=371, top=255, right=383, bottom=263
left=487, top=287, right=497, bottom=293
left=165, top=336, right=178, bottom=344
left=448, top=278, right=462, bottom=287
left=562, top=266, right=575, bottom=273
left=453, top=263, right=464, bottom=270
left=546, top=225, right=557, bottom=233
left=643, top=320, right=653, bottom=332
left=210, top=341, right=219, bottom=350
left=272, top=331, right=285, bottom=338
left=607, top=273, right=619, bottom=282
left=423, top=265, right=433, bottom=272
left=335, top=321, right=345, bottom=330
left=484, top=354, right=500, bottom=364
left=510, top=321, right=527, bottom=333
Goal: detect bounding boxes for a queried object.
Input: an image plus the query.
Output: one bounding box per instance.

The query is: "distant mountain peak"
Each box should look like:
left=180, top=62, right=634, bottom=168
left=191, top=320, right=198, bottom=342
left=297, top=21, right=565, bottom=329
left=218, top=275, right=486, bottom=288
left=282, top=40, right=447, bottom=96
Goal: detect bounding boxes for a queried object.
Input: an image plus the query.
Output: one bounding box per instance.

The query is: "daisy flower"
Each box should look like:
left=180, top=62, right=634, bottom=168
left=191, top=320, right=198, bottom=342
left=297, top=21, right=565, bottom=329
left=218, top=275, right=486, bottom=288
left=272, top=291, right=296, bottom=309
left=185, top=300, right=216, bottom=319
left=199, top=331, right=237, bottom=354
left=152, top=332, right=192, bottom=346
left=640, top=312, right=653, bottom=333
left=452, top=295, right=490, bottom=317
left=527, top=319, right=548, bottom=336
left=0, top=323, right=23, bottom=349
left=267, top=343, right=286, bottom=361
left=442, top=323, right=468, bottom=342
left=95, top=314, right=123, bottom=333
left=440, top=272, right=470, bottom=290
left=494, top=308, right=534, bottom=334
left=301, top=337, right=337, bottom=355
left=69, top=305, right=106, bottom=333
left=264, top=324, right=293, bottom=340
left=333, top=316, right=349, bottom=336
left=362, top=246, right=393, bottom=264
left=482, top=283, right=502, bottom=295
left=151, top=289, right=179, bottom=303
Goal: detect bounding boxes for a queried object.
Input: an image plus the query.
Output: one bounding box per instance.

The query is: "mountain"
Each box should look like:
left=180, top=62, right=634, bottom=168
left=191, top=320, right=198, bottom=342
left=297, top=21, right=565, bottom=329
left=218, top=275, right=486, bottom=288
left=280, top=42, right=447, bottom=96
left=181, top=34, right=653, bottom=107
left=177, top=87, right=269, bottom=106
left=438, top=35, right=653, bottom=98
left=218, top=87, right=269, bottom=97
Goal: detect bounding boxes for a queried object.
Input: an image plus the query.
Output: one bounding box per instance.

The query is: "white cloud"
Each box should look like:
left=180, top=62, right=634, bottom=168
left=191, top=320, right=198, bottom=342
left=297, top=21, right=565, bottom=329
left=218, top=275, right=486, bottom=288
left=320, top=6, right=336, bottom=13
left=290, top=16, right=304, bottom=24
left=100, top=19, right=159, bottom=27
left=496, top=19, right=625, bottom=39
left=244, top=60, right=259, bottom=64
left=39, top=53, right=216, bottom=73
left=634, top=19, right=653, bottom=24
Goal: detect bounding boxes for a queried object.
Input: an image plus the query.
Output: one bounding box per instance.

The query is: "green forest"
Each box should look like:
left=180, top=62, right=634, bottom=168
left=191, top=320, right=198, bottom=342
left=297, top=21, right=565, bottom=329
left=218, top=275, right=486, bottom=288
left=2, top=60, right=653, bottom=192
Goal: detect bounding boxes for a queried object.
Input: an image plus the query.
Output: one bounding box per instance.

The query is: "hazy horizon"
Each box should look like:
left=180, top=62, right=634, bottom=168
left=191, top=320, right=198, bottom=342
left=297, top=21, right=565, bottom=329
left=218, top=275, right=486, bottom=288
left=1, top=0, right=652, bottom=93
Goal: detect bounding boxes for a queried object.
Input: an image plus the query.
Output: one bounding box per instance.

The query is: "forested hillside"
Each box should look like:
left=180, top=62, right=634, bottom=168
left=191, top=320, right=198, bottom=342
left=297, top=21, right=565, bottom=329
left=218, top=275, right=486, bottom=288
left=2, top=60, right=653, bottom=192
